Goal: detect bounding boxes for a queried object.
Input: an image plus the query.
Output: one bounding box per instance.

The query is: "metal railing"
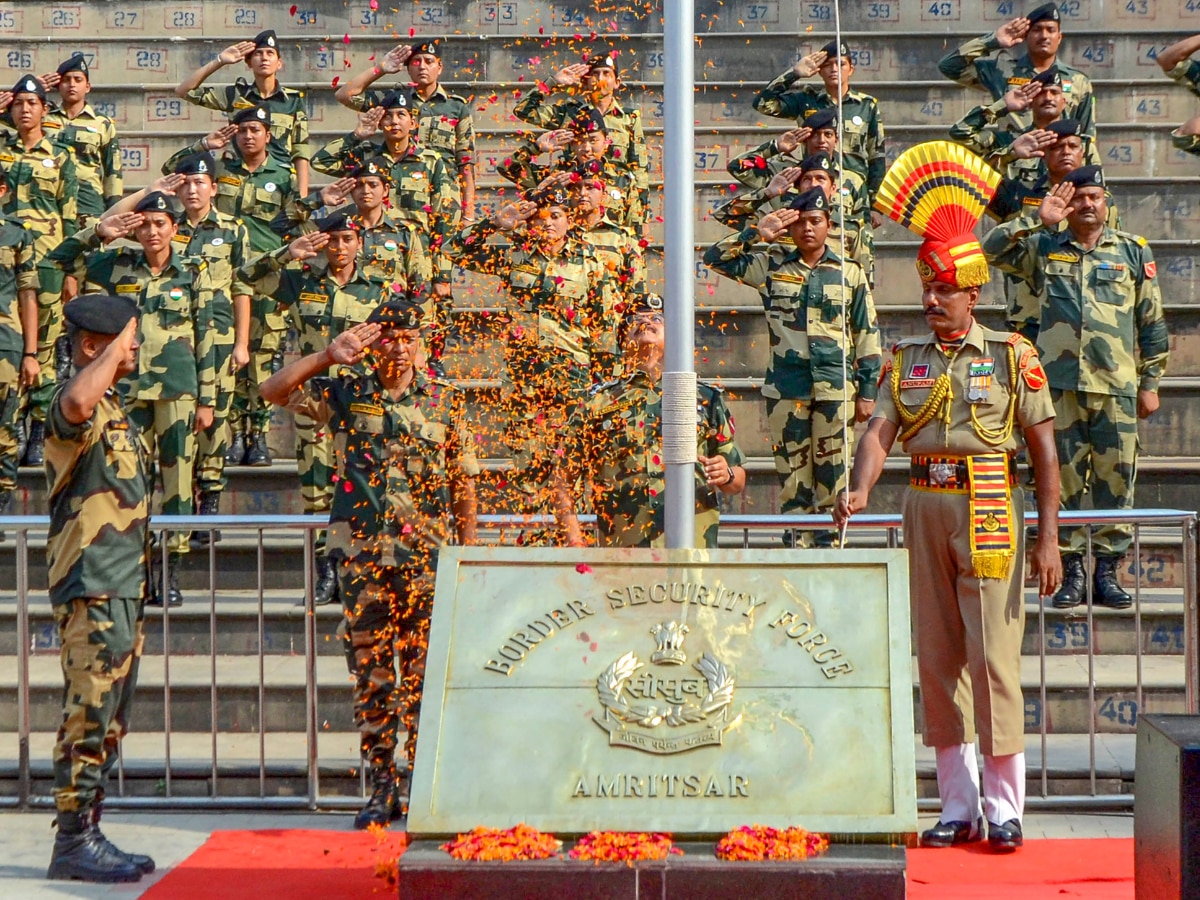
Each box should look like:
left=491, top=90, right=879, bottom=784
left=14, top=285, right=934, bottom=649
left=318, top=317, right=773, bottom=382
left=0, top=509, right=1195, bottom=812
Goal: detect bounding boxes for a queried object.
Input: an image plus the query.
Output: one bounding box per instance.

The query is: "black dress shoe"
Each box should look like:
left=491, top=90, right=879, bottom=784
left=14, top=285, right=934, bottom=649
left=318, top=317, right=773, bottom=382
left=920, top=818, right=983, bottom=848
left=987, top=818, right=1023, bottom=852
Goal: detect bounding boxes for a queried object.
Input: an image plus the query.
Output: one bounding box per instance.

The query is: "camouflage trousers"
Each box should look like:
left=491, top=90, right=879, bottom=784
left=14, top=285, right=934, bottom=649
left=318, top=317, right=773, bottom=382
left=767, top=397, right=852, bottom=546
left=338, top=554, right=437, bottom=772
left=1052, top=389, right=1138, bottom=556
left=52, top=596, right=145, bottom=813
left=22, top=262, right=64, bottom=422
left=295, top=412, right=333, bottom=553
left=231, top=297, right=285, bottom=438
left=128, top=398, right=196, bottom=555
left=195, top=330, right=236, bottom=494
left=0, top=351, right=20, bottom=492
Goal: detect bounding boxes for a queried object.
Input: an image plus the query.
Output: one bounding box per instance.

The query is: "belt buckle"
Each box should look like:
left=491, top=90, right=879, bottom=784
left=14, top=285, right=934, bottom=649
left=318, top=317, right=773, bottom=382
left=929, top=463, right=956, bottom=487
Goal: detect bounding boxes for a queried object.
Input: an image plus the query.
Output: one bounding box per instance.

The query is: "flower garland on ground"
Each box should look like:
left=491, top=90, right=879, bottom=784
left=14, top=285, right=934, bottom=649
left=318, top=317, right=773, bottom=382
left=441, top=824, right=562, bottom=861
left=568, top=831, right=682, bottom=864
left=714, top=825, right=830, bottom=861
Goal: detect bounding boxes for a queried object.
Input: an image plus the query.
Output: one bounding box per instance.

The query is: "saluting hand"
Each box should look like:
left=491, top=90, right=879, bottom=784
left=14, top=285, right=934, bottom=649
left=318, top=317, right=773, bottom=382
left=994, top=17, right=1030, bottom=49
left=757, top=208, right=798, bottom=243
left=765, top=166, right=803, bottom=199
left=775, top=128, right=811, bottom=155
left=1003, top=80, right=1042, bottom=113
left=535, top=129, right=574, bottom=154
left=495, top=200, right=537, bottom=231
left=320, top=176, right=357, bottom=208
left=203, top=124, right=238, bottom=152
left=328, top=322, right=381, bottom=365
left=381, top=45, right=412, bottom=74
left=1039, top=181, right=1074, bottom=228
left=794, top=50, right=827, bottom=78
left=288, top=231, right=330, bottom=260
left=96, top=212, right=144, bottom=242
left=554, top=63, right=591, bottom=87
left=1011, top=128, right=1056, bottom=160
left=219, top=41, right=257, bottom=66
left=148, top=173, right=186, bottom=196
left=353, top=107, right=385, bottom=141
left=39, top=72, right=61, bottom=92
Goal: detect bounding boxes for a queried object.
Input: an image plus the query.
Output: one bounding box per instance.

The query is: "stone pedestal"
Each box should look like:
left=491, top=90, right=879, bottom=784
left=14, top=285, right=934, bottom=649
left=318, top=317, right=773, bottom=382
left=1135, top=714, right=1200, bottom=899
left=397, top=841, right=906, bottom=900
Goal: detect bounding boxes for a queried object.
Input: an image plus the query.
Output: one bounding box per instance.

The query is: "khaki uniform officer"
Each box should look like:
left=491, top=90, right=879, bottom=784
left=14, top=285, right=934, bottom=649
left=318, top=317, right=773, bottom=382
left=837, top=141, right=1062, bottom=854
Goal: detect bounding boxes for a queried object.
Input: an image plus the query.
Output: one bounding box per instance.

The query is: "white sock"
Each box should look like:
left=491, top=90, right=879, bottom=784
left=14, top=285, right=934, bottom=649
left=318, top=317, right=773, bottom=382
left=982, top=752, right=1026, bottom=824
left=936, top=743, right=982, bottom=824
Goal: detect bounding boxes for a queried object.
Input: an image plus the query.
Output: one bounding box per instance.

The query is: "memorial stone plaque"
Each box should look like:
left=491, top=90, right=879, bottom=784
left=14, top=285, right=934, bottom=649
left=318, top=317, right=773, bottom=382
left=408, top=548, right=917, bottom=838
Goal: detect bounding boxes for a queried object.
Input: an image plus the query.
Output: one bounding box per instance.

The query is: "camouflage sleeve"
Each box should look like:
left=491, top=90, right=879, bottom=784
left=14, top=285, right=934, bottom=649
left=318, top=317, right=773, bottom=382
left=15, top=228, right=36, bottom=293
left=624, top=237, right=648, bottom=297
left=1167, top=58, right=1200, bottom=99
left=711, top=187, right=777, bottom=232
left=290, top=99, right=312, bottom=162
left=1134, top=242, right=1170, bottom=391
left=727, top=138, right=779, bottom=189
left=705, top=388, right=744, bottom=467
left=48, top=384, right=96, bottom=441
left=285, top=375, right=336, bottom=425
left=865, top=101, right=886, bottom=203
left=1071, top=73, right=1096, bottom=136
left=948, top=101, right=1006, bottom=157
left=236, top=244, right=293, bottom=295
left=449, top=220, right=508, bottom=276
left=703, top=228, right=770, bottom=290
left=430, top=156, right=460, bottom=284
left=1171, top=128, right=1200, bottom=157
left=42, top=223, right=104, bottom=272
left=495, top=135, right=541, bottom=189
left=192, top=262, right=218, bottom=407
left=456, top=107, right=476, bottom=166
left=58, top=152, right=78, bottom=239
left=230, top=220, right=253, bottom=298
left=183, top=85, right=233, bottom=112
left=310, top=134, right=360, bottom=176
left=162, top=138, right=208, bottom=175
left=512, top=86, right=568, bottom=129
left=980, top=214, right=1044, bottom=287
left=752, top=70, right=809, bottom=120
left=850, top=271, right=883, bottom=402
left=269, top=188, right=323, bottom=238
left=937, top=33, right=1001, bottom=91
left=586, top=261, right=620, bottom=370
left=625, top=109, right=651, bottom=219
left=405, top=226, right=434, bottom=304
left=446, top=386, right=481, bottom=478
left=344, top=89, right=380, bottom=112
left=102, top=122, right=124, bottom=206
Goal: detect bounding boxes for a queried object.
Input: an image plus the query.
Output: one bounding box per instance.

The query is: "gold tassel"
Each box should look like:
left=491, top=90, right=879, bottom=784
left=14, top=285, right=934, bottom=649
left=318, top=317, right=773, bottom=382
left=971, top=551, right=1014, bottom=581
left=955, top=258, right=992, bottom=288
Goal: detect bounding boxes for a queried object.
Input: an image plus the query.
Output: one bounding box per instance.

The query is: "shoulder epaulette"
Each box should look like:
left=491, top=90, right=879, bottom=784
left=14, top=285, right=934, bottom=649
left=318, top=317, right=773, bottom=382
left=588, top=377, right=623, bottom=396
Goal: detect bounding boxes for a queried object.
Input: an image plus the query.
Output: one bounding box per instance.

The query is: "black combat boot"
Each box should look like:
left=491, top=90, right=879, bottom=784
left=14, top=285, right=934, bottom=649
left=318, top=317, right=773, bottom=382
left=190, top=490, right=222, bottom=548
left=55, top=334, right=72, bottom=382
left=47, top=808, right=142, bottom=883
left=1094, top=555, right=1133, bottom=609
left=244, top=434, right=271, bottom=466
left=354, top=764, right=399, bottom=830
left=225, top=430, right=246, bottom=466
left=1051, top=554, right=1086, bottom=609
left=0, top=489, right=11, bottom=542
left=22, top=419, right=44, bottom=466
left=93, top=801, right=155, bottom=874
left=147, top=554, right=183, bottom=608
left=313, top=555, right=339, bottom=606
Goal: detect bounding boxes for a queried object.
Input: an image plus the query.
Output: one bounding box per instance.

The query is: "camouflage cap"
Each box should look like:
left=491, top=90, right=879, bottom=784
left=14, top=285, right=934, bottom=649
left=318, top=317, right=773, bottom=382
left=174, top=151, right=217, bottom=178
left=65, top=294, right=140, bottom=335
left=252, top=29, right=278, bottom=51
left=800, top=151, right=834, bottom=174
left=231, top=105, right=271, bottom=127
left=367, top=298, right=423, bottom=329
left=56, top=53, right=89, bottom=79
left=803, top=108, right=839, bottom=132
left=12, top=74, right=46, bottom=102
left=1026, top=3, right=1060, bottom=25
left=410, top=39, right=441, bottom=58
left=1061, top=165, right=1105, bottom=188
left=787, top=187, right=830, bottom=214
left=133, top=190, right=178, bottom=219
left=1045, top=118, right=1083, bottom=139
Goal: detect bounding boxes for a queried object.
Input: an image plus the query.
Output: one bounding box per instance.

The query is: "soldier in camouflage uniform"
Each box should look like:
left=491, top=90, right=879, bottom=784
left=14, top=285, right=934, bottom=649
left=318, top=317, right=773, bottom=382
left=43, top=295, right=154, bottom=883
left=452, top=186, right=616, bottom=526
left=240, top=212, right=405, bottom=604
left=44, top=193, right=217, bottom=608
left=0, top=179, right=37, bottom=529
left=753, top=40, right=886, bottom=208
left=939, top=4, right=1095, bottom=139
left=983, top=167, right=1170, bottom=610
left=167, top=105, right=299, bottom=466
left=705, top=188, right=881, bottom=546
left=175, top=30, right=311, bottom=194
left=514, top=51, right=650, bottom=230
left=556, top=295, right=746, bottom=548
left=1159, top=33, right=1200, bottom=158
left=0, top=75, right=78, bottom=467
left=261, top=304, right=478, bottom=829
left=313, top=90, right=459, bottom=310
left=569, top=170, right=647, bottom=309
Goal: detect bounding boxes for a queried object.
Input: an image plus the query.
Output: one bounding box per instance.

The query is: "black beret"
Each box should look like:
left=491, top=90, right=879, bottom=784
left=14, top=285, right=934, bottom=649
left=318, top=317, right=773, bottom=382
left=65, top=294, right=140, bottom=335
left=349, top=155, right=393, bottom=183
left=800, top=151, right=833, bottom=174
left=585, top=51, right=618, bottom=72
left=314, top=211, right=357, bottom=234
left=568, top=105, right=608, bottom=136
left=56, top=53, right=89, bottom=79
left=231, top=105, right=271, bottom=127
left=526, top=184, right=570, bottom=207
left=378, top=89, right=412, bottom=111
left=133, top=191, right=178, bottom=218
left=1030, top=66, right=1062, bottom=88
left=788, top=187, right=830, bottom=213
left=174, top=151, right=217, bottom=178
left=570, top=157, right=604, bottom=179
left=1026, top=3, right=1060, bottom=25
left=12, top=74, right=46, bottom=102
left=1045, top=118, right=1083, bottom=139
left=252, top=30, right=278, bottom=51
left=1062, top=165, right=1105, bottom=189
left=410, top=40, right=441, bottom=58
left=626, top=293, right=663, bottom=316
left=368, top=299, right=423, bottom=329
left=804, top=108, right=838, bottom=132
left=820, top=40, right=850, bottom=59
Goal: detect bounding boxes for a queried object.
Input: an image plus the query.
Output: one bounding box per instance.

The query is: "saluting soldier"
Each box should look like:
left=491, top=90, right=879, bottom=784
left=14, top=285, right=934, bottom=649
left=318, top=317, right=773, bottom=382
left=44, top=193, right=217, bottom=608
left=0, top=74, right=78, bottom=468
left=983, top=166, right=1169, bottom=611
left=568, top=170, right=648, bottom=307
left=753, top=40, right=886, bottom=209
left=705, top=188, right=880, bottom=545
left=335, top=40, right=477, bottom=219
left=513, top=51, right=650, bottom=230
left=837, top=142, right=1062, bottom=853
left=238, top=213, right=399, bottom=605
left=939, top=3, right=1094, bottom=138
left=175, top=30, right=311, bottom=194
left=166, top=105, right=299, bottom=466
left=555, top=295, right=745, bottom=549
left=0, top=175, right=37, bottom=528
left=43, top=295, right=155, bottom=884
left=260, top=303, right=478, bottom=829
left=1160, top=33, right=1200, bottom=159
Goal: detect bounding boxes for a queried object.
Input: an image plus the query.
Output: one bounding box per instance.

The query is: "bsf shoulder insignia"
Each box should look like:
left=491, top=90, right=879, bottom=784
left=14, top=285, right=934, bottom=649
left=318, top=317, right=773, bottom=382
left=593, top=620, right=737, bottom=755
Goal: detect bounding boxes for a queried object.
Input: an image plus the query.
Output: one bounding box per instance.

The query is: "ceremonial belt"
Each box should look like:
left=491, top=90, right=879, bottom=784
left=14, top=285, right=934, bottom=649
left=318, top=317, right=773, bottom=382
left=909, top=452, right=1017, bottom=581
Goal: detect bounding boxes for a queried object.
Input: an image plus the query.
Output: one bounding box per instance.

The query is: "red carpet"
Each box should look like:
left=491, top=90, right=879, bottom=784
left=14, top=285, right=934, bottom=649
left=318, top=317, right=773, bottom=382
left=147, top=831, right=1133, bottom=898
